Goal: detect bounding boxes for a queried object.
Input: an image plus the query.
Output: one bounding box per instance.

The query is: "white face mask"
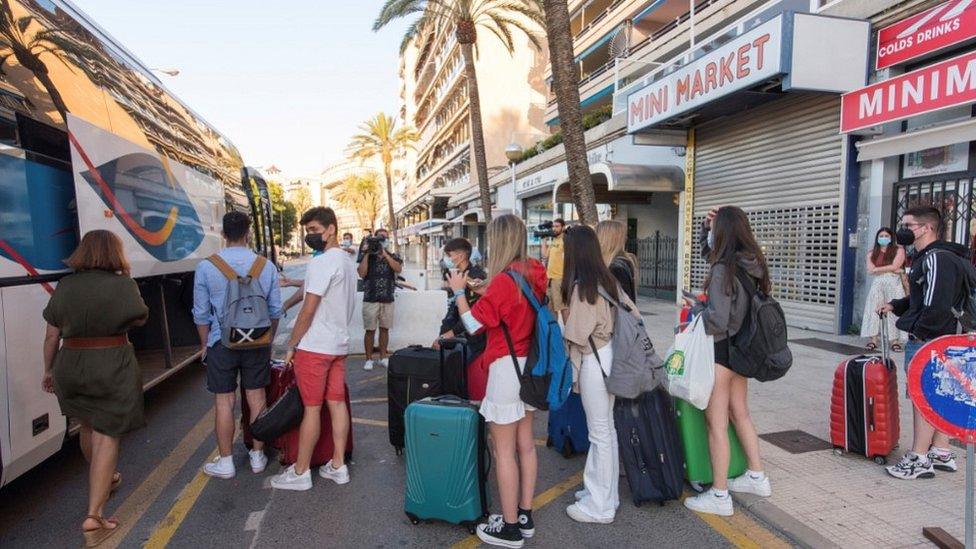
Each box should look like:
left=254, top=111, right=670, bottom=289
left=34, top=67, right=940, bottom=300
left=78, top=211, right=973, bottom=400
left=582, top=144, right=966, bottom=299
left=707, top=230, right=715, bottom=249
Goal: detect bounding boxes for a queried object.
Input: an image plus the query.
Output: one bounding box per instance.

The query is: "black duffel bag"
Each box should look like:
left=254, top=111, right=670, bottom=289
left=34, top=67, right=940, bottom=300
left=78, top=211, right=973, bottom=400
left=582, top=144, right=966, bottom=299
left=251, top=384, right=304, bottom=442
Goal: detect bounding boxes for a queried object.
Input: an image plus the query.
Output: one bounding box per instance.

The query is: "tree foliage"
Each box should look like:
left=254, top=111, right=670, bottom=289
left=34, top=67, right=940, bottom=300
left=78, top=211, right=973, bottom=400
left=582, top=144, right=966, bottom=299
left=268, top=181, right=297, bottom=248
left=334, top=172, right=384, bottom=232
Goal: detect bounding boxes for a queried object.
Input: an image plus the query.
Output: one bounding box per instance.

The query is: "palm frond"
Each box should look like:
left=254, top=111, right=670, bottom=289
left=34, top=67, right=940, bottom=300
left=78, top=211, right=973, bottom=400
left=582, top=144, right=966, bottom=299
left=483, top=16, right=515, bottom=53
left=374, top=0, right=424, bottom=31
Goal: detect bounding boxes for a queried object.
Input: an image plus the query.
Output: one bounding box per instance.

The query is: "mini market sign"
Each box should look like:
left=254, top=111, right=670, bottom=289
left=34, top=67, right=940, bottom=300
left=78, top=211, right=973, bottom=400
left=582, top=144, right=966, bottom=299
left=627, top=13, right=869, bottom=133
left=628, top=18, right=782, bottom=132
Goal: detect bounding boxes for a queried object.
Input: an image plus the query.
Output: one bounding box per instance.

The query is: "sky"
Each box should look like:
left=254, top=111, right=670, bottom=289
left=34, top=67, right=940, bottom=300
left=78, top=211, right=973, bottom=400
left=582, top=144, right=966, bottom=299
left=73, top=0, right=411, bottom=178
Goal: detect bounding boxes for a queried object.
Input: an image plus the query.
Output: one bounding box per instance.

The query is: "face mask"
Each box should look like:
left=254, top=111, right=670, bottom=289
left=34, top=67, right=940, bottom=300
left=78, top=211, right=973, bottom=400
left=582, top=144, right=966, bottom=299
left=443, top=256, right=455, bottom=270
left=383, top=240, right=391, bottom=250
left=305, top=233, right=326, bottom=252
left=707, top=230, right=715, bottom=249
left=877, top=236, right=891, bottom=246
left=895, top=227, right=916, bottom=247
left=342, top=238, right=352, bottom=248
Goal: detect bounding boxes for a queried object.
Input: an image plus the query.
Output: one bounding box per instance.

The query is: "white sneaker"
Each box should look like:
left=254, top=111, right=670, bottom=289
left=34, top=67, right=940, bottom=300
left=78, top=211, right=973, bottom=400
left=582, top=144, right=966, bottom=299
left=380, top=357, right=389, bottom=368
left=565, top=503, right=613, bottom=524
left=684, top=489, right=734, bottom=516
left=728, top=472, right=772, bottom=497
left=270, top=465, right=312, bottom=491
left=574, top=489, right=588, bottom=502
left=364, top=360, right=375, bottom=371
left=928, top=447, right=959, bottom=472
left=318, top=461, right=350, bottom=485
left=203, top=456, right=235, bottom=479
left=249, top=449, right=268, bottom=474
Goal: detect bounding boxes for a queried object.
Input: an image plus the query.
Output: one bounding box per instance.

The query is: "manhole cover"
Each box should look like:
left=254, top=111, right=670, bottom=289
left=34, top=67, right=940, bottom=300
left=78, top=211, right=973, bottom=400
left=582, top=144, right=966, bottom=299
left=759, top=430, right=832, bottom=454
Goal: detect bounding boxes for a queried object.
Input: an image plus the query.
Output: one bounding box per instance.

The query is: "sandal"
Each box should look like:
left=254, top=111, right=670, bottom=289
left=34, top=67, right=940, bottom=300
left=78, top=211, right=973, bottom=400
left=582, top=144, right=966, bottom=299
left=891, top=342, right=903, bottom=352
left=82, top=515, right=119, bottom=548
left=110, top=472, right=121, bottom=493
left=866, top=342, right=878, bottom=351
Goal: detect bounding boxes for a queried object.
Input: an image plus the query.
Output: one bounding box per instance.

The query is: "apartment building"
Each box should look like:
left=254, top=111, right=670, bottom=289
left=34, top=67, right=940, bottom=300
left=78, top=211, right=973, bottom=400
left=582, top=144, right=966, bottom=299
left=395, top=15, right=549, bottom=258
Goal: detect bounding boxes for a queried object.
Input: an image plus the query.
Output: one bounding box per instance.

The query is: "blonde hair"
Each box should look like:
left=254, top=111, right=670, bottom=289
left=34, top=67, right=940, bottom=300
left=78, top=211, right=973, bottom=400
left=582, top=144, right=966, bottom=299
left=596, top=220, right=638, bottom=284
left=65, top=230, right=130, bottom=275
left=486, top=214, right=527, bottom=278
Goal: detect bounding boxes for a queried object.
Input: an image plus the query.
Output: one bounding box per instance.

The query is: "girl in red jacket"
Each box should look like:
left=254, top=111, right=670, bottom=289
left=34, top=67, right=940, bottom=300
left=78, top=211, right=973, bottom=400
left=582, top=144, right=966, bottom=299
left=448, top=214, right=547, bottom=549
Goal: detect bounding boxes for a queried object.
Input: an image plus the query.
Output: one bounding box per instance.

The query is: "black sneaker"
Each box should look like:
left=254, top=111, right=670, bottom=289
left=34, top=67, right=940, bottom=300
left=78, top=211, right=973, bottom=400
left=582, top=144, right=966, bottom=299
left=517, top=508, right=535, bottom=538
left=477, top=515, right=524, bottom=548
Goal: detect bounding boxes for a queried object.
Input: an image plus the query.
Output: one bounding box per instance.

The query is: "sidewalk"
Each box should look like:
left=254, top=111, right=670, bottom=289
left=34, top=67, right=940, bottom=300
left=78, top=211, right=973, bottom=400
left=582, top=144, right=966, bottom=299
left=637, top=296, right=971, bottom=549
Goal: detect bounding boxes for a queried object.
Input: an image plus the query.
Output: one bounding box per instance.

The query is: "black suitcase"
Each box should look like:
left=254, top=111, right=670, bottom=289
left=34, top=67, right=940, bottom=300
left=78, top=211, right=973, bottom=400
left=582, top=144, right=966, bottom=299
left=388, top=339, right=468, bottom=454
left=614, top=387, right=684, bottom=506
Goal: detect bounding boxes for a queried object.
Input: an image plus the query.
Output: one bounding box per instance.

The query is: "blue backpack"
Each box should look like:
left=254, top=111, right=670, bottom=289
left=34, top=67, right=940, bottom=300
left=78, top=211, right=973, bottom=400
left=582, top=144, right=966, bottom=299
left=499, top=271, right=573, bottom=412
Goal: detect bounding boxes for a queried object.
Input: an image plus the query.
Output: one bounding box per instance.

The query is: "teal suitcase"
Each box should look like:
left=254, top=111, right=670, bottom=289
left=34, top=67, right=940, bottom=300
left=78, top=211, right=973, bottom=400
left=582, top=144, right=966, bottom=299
left=404, top=396, right=489, bottom=533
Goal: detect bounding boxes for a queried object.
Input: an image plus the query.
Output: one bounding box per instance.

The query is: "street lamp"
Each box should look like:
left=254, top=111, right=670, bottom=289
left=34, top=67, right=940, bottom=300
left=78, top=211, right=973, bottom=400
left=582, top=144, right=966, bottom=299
left=151, top=68, right=180, bottom=77
left=505, top=132, right=545, bottom=216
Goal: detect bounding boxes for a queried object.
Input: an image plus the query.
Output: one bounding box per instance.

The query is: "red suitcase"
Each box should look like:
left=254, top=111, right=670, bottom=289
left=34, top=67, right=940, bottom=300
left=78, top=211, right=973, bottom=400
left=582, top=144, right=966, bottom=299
left=278, top=386, right=353, bottom=467
left=829, top=320, right=899, bottom=464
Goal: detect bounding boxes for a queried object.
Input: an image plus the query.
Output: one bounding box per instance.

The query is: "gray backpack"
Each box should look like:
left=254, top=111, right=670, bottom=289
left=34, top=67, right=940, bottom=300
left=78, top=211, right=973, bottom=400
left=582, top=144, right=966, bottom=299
left=208, top=254, right=272, bottom=349
left=590, top=285, right=665, bottom=399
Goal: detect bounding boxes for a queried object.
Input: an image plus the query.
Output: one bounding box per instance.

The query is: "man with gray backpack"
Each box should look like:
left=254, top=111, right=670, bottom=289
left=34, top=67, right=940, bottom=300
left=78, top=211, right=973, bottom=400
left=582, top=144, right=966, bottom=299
left=193, top=211, right=283, bottom=479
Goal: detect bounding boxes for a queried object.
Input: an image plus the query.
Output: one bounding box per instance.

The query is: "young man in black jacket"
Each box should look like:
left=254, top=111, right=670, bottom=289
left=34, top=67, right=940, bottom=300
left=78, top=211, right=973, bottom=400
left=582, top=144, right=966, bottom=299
left=880, top=206, right=969, bottom=480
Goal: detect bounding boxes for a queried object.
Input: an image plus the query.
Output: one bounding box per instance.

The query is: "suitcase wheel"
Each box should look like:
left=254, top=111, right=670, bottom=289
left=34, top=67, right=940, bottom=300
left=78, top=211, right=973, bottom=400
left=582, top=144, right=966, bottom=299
left=406, top=512, right=420, bottom=525
left=561, top=441, right=574, bottom=459
left=873, top=456, right=887, bottom=465
left=832, top=448, right=843, bottom=456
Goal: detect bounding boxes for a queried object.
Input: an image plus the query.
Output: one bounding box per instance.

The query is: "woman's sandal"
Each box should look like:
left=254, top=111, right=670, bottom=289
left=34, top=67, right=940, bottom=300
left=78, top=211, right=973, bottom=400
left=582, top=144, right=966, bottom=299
left=110, top=472, right=121, bottom=493
left=866, top=342, right=878, bottom=351
left=82, top=515, right=119, bottom=548
left=890, top=342, right=903, bottom=352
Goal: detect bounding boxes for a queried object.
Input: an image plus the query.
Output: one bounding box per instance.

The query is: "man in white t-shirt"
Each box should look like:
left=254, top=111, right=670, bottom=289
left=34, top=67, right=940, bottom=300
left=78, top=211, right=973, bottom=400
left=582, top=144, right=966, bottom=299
left=271, top=207, right=357, bottom=491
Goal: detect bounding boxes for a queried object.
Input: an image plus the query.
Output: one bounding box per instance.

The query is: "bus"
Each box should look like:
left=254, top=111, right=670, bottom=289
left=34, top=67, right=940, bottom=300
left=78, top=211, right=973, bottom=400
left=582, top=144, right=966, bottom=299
left=0, top=0, right=275, bottom=486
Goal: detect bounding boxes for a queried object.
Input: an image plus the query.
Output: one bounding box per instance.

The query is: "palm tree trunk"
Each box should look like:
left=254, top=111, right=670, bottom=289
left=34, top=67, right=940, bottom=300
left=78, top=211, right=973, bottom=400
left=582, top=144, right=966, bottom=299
left=542, top=0, right=598, bottom=226
left=19, top=54, right=69, bottom=122
left=460, top=42, right=493, bottom=226
left=384, top=164, right=399, bottom=252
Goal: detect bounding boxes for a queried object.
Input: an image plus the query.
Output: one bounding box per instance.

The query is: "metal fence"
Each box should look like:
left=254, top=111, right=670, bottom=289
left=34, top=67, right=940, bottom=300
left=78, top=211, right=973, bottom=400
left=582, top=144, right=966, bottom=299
left=631, top=231, right=678, bottom=298
left=892, top=176, right=975, bottom=248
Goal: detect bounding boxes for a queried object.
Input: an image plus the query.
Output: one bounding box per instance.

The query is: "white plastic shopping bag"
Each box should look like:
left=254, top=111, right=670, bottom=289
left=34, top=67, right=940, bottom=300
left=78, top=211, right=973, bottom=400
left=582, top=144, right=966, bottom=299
left=664, top=316, right=715, bottom=410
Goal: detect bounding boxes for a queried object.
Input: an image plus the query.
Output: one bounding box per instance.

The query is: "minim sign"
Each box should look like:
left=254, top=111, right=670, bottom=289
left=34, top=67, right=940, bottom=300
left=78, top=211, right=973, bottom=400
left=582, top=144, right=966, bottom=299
left=627, top=17, right=784, bottom=132
left=841, top=49, right=976, bottom=133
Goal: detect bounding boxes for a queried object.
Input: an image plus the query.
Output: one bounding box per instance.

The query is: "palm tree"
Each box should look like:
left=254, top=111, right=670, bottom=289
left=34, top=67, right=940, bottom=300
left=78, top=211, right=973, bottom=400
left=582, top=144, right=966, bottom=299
left=334, top=172, right=384, bottom=233
left=348, top=112, right=418, bottom=247
left=374, top=1, right=545, bottom=225
left=0, top=0, right=87, bottom=121
left=537, top=0, right=598, bottom=225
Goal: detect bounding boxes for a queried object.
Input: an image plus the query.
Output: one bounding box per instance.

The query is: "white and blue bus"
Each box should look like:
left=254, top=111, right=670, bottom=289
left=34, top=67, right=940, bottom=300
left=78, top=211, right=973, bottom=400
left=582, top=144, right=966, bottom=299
left=0, top=0, right=275, bottom=486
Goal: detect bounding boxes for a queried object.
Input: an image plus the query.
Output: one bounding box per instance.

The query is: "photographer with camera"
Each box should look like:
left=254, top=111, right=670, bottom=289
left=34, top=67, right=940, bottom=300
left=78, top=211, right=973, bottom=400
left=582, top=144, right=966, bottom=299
left=357, top=228, right=402, bottom=371
left=540, top=218, right=567, bottom=318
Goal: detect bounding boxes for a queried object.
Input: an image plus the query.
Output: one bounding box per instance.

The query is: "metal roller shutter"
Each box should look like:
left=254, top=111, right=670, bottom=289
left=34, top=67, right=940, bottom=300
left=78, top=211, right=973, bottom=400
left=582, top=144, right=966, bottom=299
left=691, top=94, right=843, bottom=333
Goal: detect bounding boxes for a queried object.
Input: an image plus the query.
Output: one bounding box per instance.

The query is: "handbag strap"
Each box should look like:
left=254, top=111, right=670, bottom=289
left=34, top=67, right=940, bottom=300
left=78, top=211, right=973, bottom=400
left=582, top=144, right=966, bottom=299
left=588, top=336, right=609, bottom=379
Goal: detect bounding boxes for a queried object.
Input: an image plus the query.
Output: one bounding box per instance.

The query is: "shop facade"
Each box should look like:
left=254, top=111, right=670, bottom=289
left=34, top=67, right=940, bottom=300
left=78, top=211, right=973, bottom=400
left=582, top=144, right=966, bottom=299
left=623, top=2, right=870, bottom=332
left=841, top=0, right=976, bottom=332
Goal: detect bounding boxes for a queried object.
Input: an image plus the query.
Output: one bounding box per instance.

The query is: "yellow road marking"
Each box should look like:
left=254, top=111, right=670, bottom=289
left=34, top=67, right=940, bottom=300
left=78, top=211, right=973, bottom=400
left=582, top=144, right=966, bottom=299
left=102, top=409, right=214, bottom=549
left=681, top=492, right=789, bottom=549
left=352, top=417, right=388, bottom=427
left=350, top=397, right=388, bottom=404
left=357, top=373, right=387, bottom=385
left=143, top=449, right=218, bottom=549
left=450, top=470, right=585, bottom=549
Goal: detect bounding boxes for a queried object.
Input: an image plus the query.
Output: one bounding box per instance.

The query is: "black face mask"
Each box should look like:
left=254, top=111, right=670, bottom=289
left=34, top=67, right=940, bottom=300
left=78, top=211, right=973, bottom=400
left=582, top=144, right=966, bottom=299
left=305, top=233, right=326, bottom=252
left=895, top=227, right=916, bottom=247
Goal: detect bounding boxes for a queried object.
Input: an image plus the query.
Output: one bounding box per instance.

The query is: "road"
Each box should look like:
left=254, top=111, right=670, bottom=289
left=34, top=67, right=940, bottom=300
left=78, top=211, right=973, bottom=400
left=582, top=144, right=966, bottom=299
left=0, top=261, right=788, bottom=549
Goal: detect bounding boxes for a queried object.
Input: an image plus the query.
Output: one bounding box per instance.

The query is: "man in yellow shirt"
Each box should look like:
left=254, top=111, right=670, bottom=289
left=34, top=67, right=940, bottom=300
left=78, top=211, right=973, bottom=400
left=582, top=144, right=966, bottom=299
left=541, top=218, right=566, bottom=316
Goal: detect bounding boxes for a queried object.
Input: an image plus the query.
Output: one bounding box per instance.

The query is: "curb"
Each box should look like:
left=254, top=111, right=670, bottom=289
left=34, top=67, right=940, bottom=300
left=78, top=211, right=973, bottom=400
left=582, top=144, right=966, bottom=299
left=733, top=492, right=842, bottom=549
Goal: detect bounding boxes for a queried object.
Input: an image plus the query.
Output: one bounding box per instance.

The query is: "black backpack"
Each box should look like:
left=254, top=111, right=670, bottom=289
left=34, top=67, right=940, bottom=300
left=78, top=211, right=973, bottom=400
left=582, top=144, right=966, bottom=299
left=937, top=250, right=976, bottom=332
left=729, top=270, right=793, bottom=382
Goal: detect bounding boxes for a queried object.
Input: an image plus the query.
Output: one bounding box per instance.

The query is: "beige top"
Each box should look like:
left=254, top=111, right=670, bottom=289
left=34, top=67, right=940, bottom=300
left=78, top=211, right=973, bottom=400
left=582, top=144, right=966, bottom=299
left=562, top=286, right=641, bottom=382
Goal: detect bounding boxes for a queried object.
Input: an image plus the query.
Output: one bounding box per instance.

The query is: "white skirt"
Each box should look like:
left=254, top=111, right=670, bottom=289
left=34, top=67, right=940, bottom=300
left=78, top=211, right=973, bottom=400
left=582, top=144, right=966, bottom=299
left=480, top=356, right=536, bottom=425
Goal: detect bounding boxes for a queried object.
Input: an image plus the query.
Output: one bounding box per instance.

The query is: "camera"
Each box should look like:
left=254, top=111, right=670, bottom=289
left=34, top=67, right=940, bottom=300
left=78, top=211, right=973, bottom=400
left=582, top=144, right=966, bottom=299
left=532, top=220, right=557, bottom=239
left=364, top=236, right=386, bottom=255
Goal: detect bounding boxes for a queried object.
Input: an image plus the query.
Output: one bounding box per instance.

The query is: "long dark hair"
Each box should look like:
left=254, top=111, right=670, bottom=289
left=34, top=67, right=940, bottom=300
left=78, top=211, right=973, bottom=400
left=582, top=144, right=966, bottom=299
left=561, top=225, right=619, bottom=305
left=705, top=206, right=771, bottom=295
left=870, top=227, right=897, bottom=267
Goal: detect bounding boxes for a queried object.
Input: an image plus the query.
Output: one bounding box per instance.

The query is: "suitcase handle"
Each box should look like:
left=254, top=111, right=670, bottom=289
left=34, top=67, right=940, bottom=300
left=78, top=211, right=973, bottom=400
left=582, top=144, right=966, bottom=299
left=878, top=312, right=891, bottom=366
left=437, top=339, right=469, bottom=399
left=867, top=396, right=876, bottom=431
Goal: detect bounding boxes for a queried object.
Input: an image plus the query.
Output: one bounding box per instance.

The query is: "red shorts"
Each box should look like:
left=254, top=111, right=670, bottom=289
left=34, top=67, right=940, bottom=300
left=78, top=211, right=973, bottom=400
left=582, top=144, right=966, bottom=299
left=293, top=350, right=347, bottom=406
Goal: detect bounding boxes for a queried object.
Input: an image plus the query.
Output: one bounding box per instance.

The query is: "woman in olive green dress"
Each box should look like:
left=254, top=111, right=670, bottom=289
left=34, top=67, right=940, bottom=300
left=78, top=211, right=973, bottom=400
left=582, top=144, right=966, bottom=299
left=41, top=230, right=148, bottom=547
